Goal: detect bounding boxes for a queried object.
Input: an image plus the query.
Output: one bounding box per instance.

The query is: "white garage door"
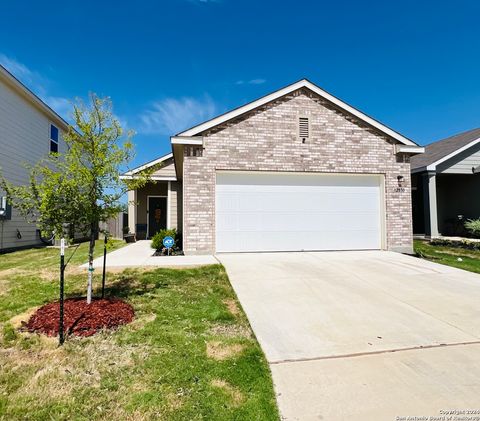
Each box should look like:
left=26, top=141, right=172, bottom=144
left=215, top=172, right=383, bottom=252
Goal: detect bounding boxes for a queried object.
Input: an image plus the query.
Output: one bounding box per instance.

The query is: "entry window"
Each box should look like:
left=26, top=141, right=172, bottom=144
left=50, top=124, right=59, bottom=153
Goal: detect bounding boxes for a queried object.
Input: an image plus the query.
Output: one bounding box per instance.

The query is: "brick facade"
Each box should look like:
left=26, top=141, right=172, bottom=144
left=183, top=88, right=413, bottom=254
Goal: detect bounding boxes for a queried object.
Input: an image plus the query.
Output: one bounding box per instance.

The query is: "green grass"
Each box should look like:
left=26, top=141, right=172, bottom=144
left=0, top=244, right=279, bottom=420
left=414, top=239, right=480, bottom=274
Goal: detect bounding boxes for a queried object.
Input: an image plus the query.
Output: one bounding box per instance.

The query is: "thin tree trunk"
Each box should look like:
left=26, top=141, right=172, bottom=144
left=86, top=222, right=96, bottom=304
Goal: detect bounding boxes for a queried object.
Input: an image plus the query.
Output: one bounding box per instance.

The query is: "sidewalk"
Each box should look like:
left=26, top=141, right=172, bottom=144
left=80, top=240, right=218, bottom=269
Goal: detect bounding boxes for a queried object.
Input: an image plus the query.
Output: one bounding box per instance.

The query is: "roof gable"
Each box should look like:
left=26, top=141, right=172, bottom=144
left=177, top=79, right=419, bottom=148
left=411, top=128, right=480, bottom=172
left=121, top=153, right=176, bottom=180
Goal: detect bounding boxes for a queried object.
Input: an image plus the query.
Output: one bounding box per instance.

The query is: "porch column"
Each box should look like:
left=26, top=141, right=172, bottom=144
left=167, top=181, right=171, bottom=229
left=127, top=189, right=137, bottom=235
left=422, top=171, right=439, bottom=237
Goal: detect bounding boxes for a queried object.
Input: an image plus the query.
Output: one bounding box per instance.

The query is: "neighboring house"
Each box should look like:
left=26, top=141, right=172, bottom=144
left=0, top=64, right=69, bottom=252
left=124, top=79, right=424, bottom=254
left=411, top=128, right=480, bottom=237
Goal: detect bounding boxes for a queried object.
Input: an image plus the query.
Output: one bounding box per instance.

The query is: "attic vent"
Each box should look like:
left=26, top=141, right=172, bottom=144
left=299, top=117, right=309, bottom=141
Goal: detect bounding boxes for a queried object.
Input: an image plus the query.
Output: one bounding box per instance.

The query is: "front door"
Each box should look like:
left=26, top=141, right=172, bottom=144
left=148, top=196, right=167, bottom=238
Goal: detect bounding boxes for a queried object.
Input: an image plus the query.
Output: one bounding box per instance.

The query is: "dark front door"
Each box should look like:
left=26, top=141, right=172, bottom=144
left=148, top=196, right=167, bottom=238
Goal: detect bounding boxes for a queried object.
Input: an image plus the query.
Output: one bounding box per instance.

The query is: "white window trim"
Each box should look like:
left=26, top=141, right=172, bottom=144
left=49, top=123, right=59, bottom=153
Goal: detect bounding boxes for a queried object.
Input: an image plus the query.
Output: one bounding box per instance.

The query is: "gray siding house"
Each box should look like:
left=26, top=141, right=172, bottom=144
left=126, top=79, right=424, bottom=254
left=411, top=128, right=480, bottom=237
left=0, top=64, right=68, bottom=252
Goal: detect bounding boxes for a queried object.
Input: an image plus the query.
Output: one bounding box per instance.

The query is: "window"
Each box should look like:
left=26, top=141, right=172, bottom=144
left=50, top=124, right=59, bottom=153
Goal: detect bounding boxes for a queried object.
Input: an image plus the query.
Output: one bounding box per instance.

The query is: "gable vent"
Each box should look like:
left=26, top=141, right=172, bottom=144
left=299, top=117, right=309, bottom=140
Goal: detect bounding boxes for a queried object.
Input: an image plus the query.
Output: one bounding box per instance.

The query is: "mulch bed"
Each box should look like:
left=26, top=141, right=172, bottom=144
left=24, top=298, right=134, bottom=337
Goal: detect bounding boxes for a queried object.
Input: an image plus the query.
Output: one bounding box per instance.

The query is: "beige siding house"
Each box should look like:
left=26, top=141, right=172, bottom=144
left=125, top=79, right=424, bottom=254
left=0, top=64, right=68, bottom=252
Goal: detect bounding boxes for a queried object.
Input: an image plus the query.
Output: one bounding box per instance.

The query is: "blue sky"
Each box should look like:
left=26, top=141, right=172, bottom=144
left=1, top=0, right=479, bottom=168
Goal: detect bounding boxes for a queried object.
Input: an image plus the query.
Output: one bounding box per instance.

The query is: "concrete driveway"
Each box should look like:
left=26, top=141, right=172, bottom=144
left=218, top=251, right=480, bottom=420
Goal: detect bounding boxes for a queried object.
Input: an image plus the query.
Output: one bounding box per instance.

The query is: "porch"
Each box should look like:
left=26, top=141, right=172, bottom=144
left=412, top=172, right=480, bottom=237
left=127, top=180, right=182, bottom=240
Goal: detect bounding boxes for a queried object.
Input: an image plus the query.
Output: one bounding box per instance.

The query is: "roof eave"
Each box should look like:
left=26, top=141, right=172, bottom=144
left=419, top=137, right=480, bottom=173
left=395, top=145, right=425, bottom=155
left=119, top=175, right=177, bottom=181
left=0, top=64, right=70, bottom=130
left=170, top=137, right=204, bottom=180
left=123, top=152, right=173, bottom=176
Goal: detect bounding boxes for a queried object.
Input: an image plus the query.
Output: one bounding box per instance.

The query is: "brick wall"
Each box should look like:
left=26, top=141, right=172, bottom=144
left=183, top=88, right=413, bottom=254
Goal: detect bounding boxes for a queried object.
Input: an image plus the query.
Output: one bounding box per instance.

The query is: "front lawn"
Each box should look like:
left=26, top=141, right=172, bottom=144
left=414, top=239, right=480, bottom=274
left=0, top=244, right=278, bottom=420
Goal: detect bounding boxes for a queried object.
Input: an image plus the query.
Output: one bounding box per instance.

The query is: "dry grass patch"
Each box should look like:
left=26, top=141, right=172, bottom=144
left=223, top=298, right=241, bottom=316
left=206, top=340, right=245, bottom=360
left=8, top=306, right=40, bottom=329
left=211, top=379, right=245, bottom=406
left=1, top=334, right=153, bottom=403
left=129, top=312, right=157, bottom=331
left=165, top=392, right=184, bottom=411
left=209, top=323, right=252, bottom=339
left=0, top=278, right=9, bottom=296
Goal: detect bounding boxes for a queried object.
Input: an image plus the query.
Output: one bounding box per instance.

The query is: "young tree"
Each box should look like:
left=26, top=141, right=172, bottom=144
left=0, top=94, right=151, bottom=303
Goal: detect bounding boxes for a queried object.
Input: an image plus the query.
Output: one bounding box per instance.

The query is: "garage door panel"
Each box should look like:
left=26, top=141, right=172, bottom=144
left=216, top=172, right=383, bottom=252
left=216, top=229, right=380, bottom=252
left=218, top=211, right=380, bottom=231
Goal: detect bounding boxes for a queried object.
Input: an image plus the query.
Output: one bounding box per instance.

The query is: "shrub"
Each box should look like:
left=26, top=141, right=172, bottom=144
left=431, top=237, right=480, bottom=251
left=465, top=219, right=480, bottom=237
left=151, top=228, right=177, bottom=251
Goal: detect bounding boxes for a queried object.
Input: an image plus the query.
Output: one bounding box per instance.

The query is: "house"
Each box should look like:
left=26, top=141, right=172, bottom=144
left=411, top=128, right=480, bottom=237
left=124, top=79, right=424, bottom=254
left=0, top=64, right=68, bottom=252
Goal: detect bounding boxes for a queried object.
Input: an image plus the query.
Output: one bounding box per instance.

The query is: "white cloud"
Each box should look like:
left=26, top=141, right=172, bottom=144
left=0, top=53, right=36, bottom=85
left=236, top=78, right=266, bottom=85
left=44, top=95, right=71, bottom=117
left=139, top=96, right=219, bottom=135
left=0, top=53, right=71, bottom=118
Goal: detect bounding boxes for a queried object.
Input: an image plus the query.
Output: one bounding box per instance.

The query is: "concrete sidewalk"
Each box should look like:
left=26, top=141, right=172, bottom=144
left=80, top=240, right=218, bottom=269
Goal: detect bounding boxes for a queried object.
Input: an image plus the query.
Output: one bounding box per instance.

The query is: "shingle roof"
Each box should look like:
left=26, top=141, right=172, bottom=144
left=410, top=128, right=480, bottom=170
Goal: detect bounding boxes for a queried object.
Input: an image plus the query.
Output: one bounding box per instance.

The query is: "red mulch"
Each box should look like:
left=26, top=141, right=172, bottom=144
left=24, top=298, right=134, bottom=337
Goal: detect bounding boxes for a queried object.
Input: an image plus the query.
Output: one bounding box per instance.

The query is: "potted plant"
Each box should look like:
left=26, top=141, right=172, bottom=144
left=123, top=226, right=136, bottom=243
